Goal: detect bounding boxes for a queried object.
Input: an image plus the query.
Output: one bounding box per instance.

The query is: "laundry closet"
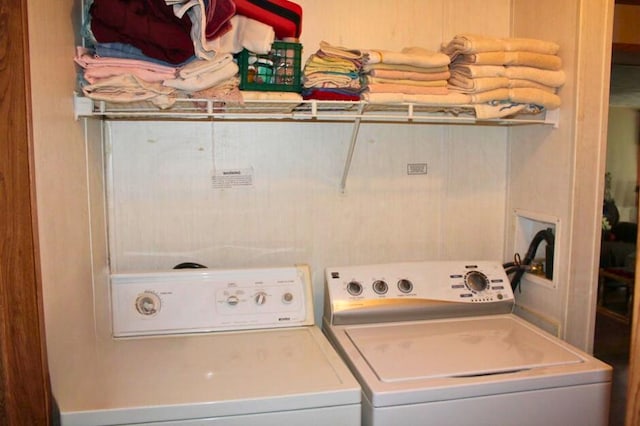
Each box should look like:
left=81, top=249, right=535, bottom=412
left=24, top=0, right=614, bottom=423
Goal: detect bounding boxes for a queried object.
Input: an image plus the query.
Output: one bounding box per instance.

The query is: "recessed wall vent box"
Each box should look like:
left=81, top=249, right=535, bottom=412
left=513, top=209, right=560, bottom=288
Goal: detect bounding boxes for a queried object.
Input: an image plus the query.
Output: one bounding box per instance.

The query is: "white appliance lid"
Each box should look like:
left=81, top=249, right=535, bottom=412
left=346, top=316, right=584, bottom=382
left=58, top=327, right=360, bottom=425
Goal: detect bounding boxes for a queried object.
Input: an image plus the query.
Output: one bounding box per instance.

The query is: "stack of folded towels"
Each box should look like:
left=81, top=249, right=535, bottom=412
left=77, top=0, right=278, bottom=108
left=442, top=34, right=565, bottom=114
left=360, top=47, right=453, bottom=103
left=302, top=41, right=365, bottom=101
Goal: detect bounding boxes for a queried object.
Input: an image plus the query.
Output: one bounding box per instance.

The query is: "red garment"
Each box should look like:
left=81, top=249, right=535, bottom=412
left=91, top=0, right=194, bottom=65
left=302, top=89, right=361, bottom=102
left=205, top=0, right=236, bottom=39
left=234, top=0, right=302, bottom=39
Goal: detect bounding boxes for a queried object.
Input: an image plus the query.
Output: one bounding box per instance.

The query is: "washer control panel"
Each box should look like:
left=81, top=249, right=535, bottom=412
left=112, top=265, right=314, bottom=337
left=324, top=261, right=515, bottom=325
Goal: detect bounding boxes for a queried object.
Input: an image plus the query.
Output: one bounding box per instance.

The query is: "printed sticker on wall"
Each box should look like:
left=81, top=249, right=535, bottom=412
left=407, top=163, right=428, bottom=175
left=211, top=168, right=254, bottom=189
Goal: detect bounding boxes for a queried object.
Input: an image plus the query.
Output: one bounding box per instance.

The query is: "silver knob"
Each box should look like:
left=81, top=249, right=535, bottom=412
left=255, top=291, right=267, bottom=305
left=227, top=295, right=240, bottom=306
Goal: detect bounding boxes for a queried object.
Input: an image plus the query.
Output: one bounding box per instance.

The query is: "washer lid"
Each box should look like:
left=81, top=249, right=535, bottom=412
left=346, top=316, right=583, bottom=382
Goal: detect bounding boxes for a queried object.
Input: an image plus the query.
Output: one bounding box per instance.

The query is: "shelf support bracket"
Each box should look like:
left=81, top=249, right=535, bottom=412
left=340, top=103, right=365, bottom=192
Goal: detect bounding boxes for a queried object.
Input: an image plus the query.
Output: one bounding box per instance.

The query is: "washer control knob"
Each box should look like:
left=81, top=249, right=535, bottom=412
left=255, top=291, right=267, bottom=305
left=227, top=295, right=240, bottom=306
left=346, top=280, right=363, bottom=296
left=465, top=271, right=490, bottom=292
left=397, top=279, right=413, bottom=294
left=135, top=292, right=160, bottom=316
left=282, top=292, right=294, bottom=304
left=372, top=280, right=389, bottom=295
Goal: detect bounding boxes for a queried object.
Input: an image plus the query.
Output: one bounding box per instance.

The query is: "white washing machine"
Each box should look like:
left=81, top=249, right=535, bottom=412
left=56, top=265, right=361, bottom=425
left=322, top=260, right=612, bottom=426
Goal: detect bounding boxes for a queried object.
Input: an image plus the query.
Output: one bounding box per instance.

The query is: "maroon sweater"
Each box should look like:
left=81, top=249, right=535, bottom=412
left=90, top=0, right=195, bottom=64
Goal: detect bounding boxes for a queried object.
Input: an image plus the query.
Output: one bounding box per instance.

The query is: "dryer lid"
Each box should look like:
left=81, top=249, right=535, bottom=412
left=345, top=315, right=584, bottom=382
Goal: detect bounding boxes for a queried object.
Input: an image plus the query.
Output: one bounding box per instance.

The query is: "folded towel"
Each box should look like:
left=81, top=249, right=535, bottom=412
left=454, top=51, right=562, bottom=70
left=319, top=40, right=364, bottom=60
left=241, top=91, right=303, bottom=101
left=82, top=66, right=176, bottom=84
left=442, top=34, right=560, bottom=57
left=367, top=83, right=448, bottom=95
left=366, top=76, right=447, bottom=87
left=505, top=66, right=566, bottom=87
left=448, top=76, right=510, bottom=92
left=178, top=53, right=233, bottom=79
left=75, top=46, right=178, bottom=74
left=363, top=63, right=449, bottom=74
left=365, top=47, right=450, bottom=68
left=368, top=69, right=451, bottom=81
left=163, top=60, right=238, bottom=91
left=304, top=55, right=359, bottom=74
left=450, top=64, right=506, bottom=78
left=509, top=87, right=561, bottom=109
left=304, top=73, right=361, bottom=89
left=362, top=92, right=471, bottom=105
left=82, top=74, right=177, bottom=109
left=469, top=88, right=510, bottom=103
left=508, top=79, right=557, bottom=92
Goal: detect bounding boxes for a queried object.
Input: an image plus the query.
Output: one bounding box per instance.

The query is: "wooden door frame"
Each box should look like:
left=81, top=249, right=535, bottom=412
left=0, top=0, right=52, bottom=423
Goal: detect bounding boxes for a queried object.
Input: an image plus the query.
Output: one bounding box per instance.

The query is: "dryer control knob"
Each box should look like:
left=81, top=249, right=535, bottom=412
left=255, top=291, right=268, bottom=305
left=135, top=292, right=160, bottom=316
left=227, top=295, right=240, bottom=306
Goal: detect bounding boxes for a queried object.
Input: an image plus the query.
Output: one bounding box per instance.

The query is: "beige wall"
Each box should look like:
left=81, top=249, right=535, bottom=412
left=30, top=3, right=613, bottom=404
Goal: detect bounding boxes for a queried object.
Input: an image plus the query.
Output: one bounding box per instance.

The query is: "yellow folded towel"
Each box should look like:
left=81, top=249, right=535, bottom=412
left=509, top=88, right=561, bottom=109
left=505, top=66, right=566, bottom=87
left=369, top=69, right=451, bottom=81
left=448, top=76, right=510, bottom=92
left=443, top=34, right=560, bottom=56
left=363, top=63, right=449, bottom=74
left=450, top=64, right=507, bottom=78
left=319, top=40, right=364, bottom=60
left=469, top=88, right=510, bottom=103
left=365, top=47, right=450, bottom=68
left=508, top=79, right=557, bottom=93
left=366, top=76, right=448, bottom=87
left=455, top=51, right=562, bottom=71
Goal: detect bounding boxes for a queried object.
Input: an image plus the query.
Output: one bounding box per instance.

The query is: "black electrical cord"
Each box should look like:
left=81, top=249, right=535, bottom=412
left=503, top=228, right=555, bottom=291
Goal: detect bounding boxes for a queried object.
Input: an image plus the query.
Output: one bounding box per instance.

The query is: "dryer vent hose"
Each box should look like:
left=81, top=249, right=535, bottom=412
left=503, top=228, right=555, bottom=291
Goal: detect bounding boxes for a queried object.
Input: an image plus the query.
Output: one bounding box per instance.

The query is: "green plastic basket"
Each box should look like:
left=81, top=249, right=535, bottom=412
left=237, top=41, right=302, bottom=92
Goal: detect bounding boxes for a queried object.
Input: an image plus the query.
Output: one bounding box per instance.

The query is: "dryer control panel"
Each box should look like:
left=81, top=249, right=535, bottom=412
left=111, top=265, right=314, bottom=337
left=324, top=261, right=515, bottom=325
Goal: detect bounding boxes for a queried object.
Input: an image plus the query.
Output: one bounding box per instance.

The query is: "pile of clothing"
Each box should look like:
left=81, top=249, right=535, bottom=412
left=301, top=41, right=364, bottom=101
left=360, top=47, right=454, bottom=104
left=77, top=0, right=302, bottom=108
left=442, top=34, right=565, bottom=117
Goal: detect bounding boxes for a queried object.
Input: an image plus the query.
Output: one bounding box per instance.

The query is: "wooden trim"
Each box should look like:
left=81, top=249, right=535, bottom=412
left=616, top=0, right=640, bottom=5
left=0, top=0, right=52, bottom=424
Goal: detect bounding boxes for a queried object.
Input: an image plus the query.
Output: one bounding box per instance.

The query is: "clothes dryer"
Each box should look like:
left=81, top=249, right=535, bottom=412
left=55, top=265, right=361, bottom=425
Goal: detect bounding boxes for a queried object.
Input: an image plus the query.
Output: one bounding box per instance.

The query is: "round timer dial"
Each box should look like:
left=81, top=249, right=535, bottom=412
left=135, top=292, right=160, bottom=316
left=464, top=271, right=490, bottom=293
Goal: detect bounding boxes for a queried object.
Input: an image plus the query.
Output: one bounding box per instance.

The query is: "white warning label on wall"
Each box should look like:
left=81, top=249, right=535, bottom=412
left=212, top=168, right=254, bottom=189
